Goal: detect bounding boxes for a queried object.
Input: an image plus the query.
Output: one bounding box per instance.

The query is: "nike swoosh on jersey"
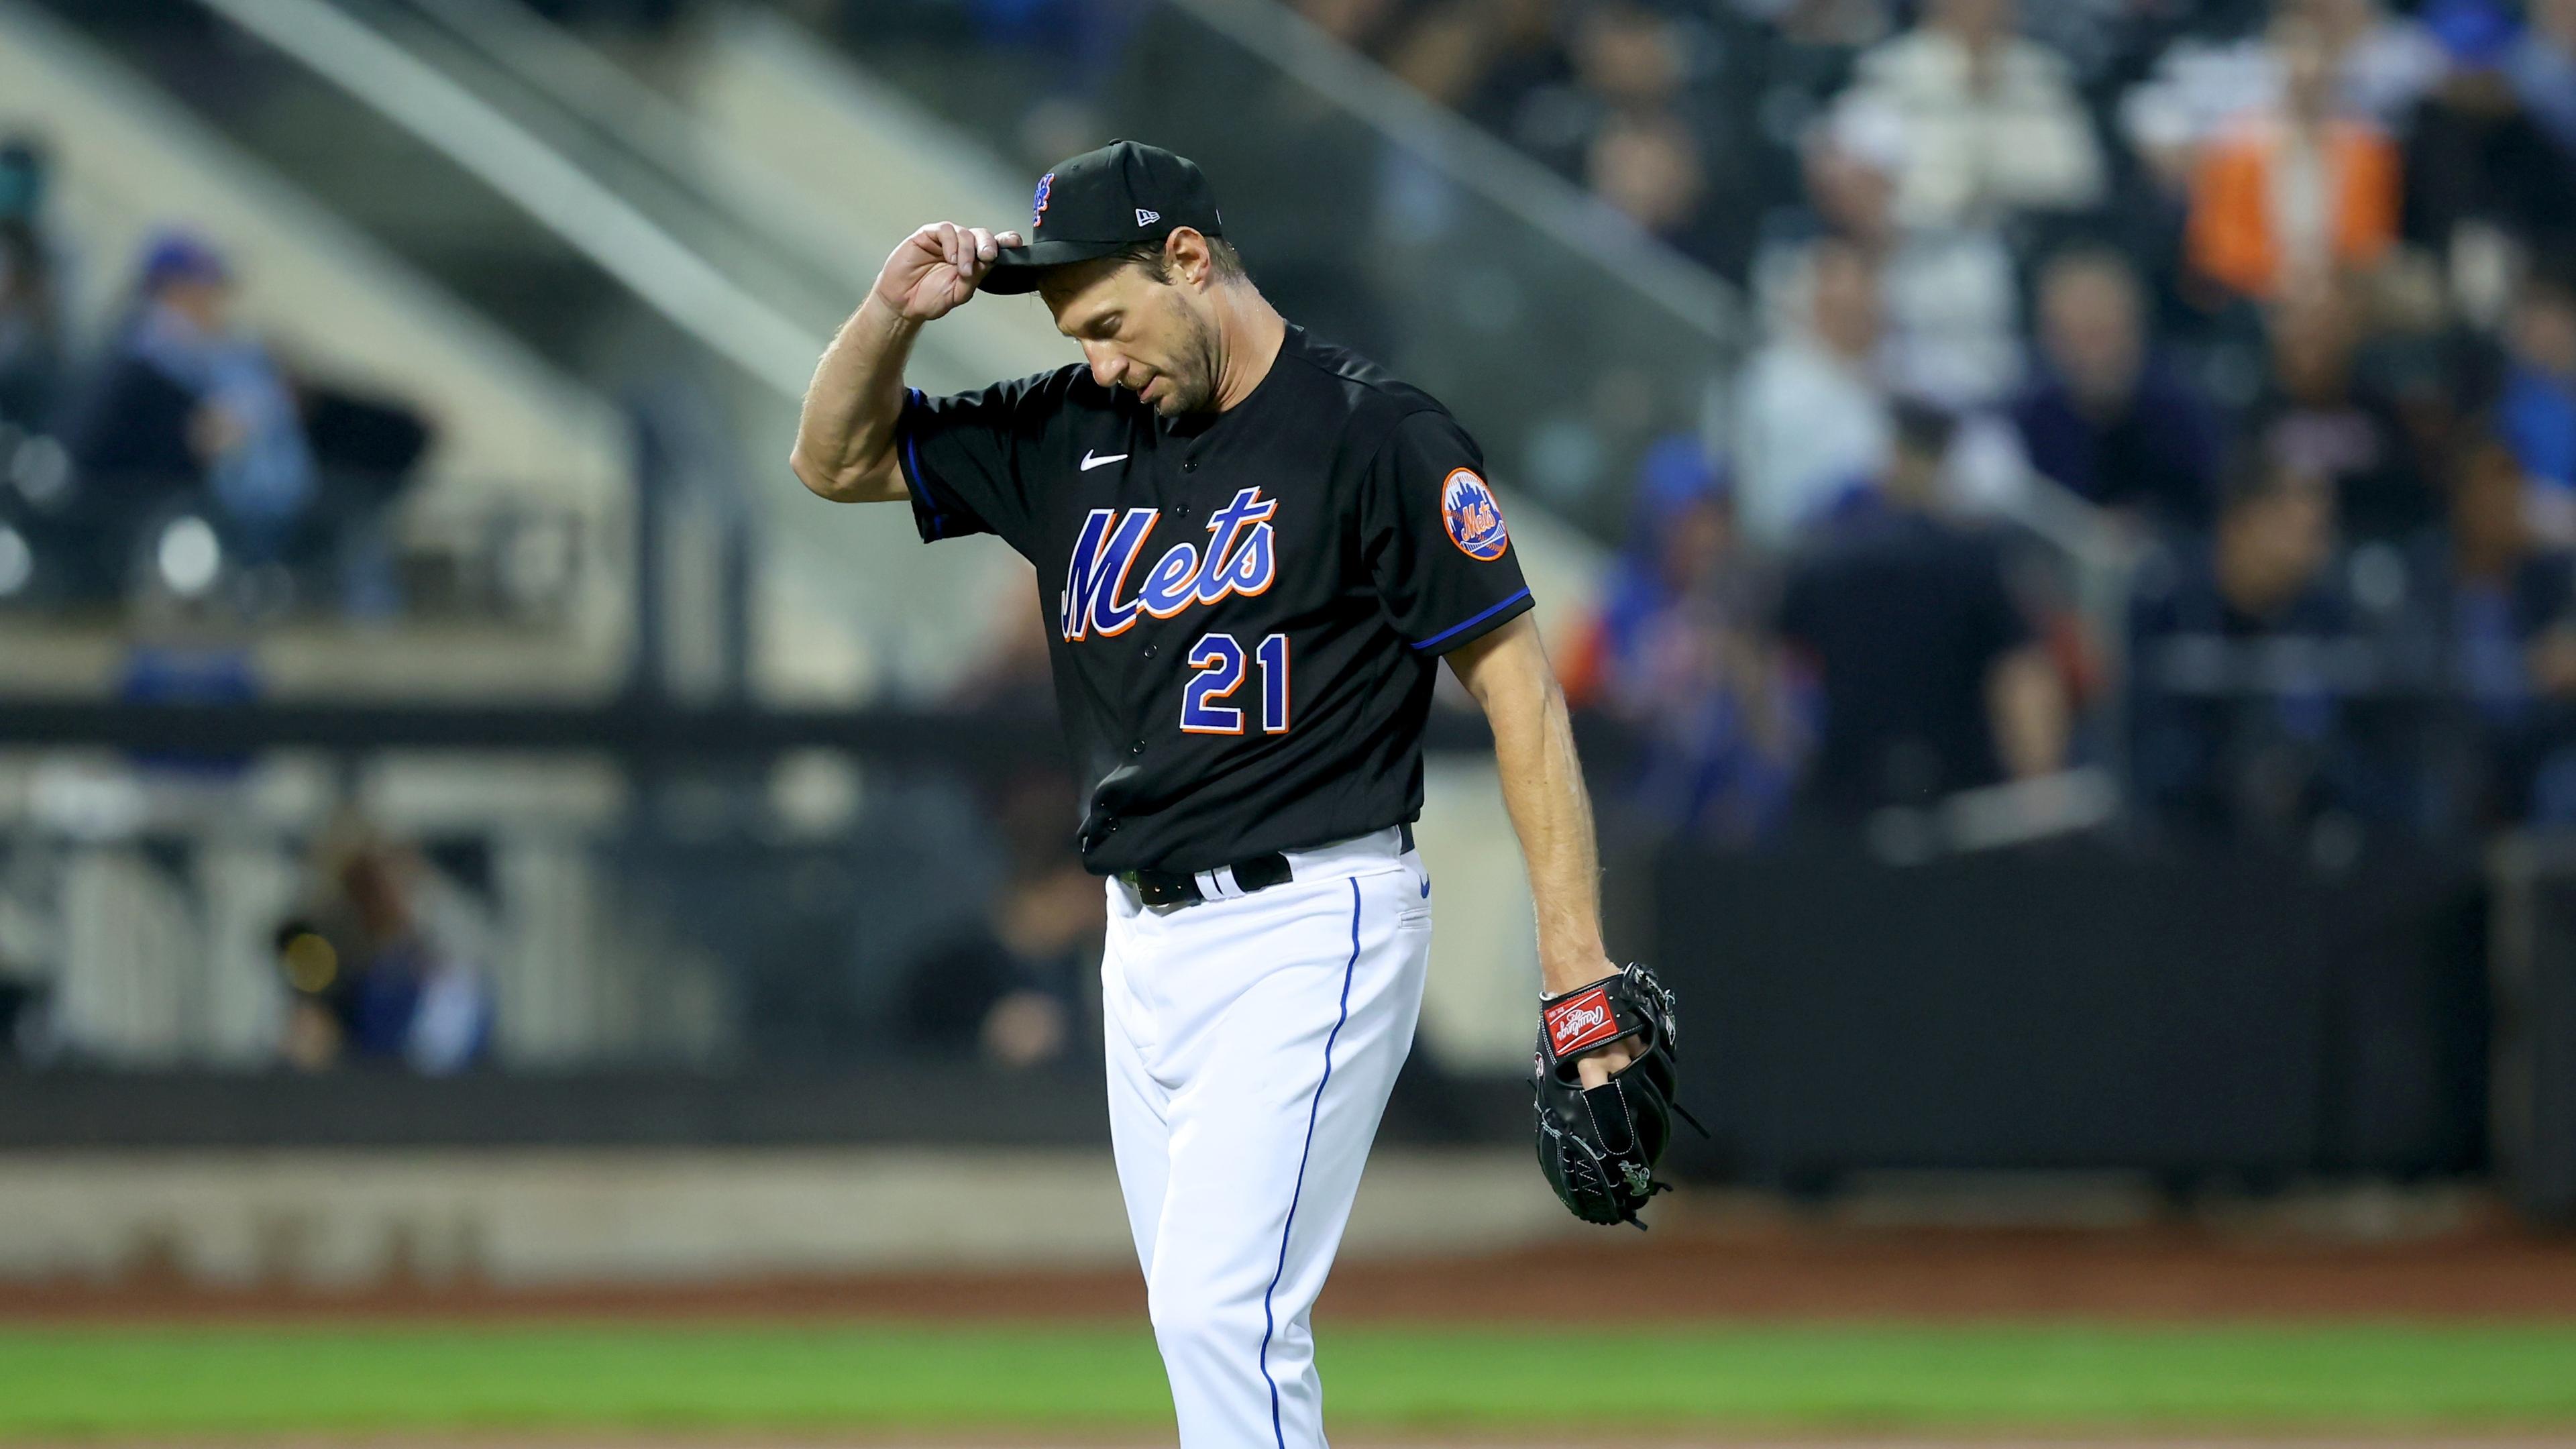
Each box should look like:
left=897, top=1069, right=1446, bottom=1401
left=1080, top=450, right=1130, bottom=472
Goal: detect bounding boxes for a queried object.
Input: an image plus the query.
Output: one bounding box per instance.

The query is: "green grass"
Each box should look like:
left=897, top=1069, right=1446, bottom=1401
left=1, top=1322, right=2573, bottom=1438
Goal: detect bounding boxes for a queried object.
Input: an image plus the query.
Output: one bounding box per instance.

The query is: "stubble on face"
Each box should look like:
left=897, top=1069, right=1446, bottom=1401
left=1144, top=287, right=1223, bottom=417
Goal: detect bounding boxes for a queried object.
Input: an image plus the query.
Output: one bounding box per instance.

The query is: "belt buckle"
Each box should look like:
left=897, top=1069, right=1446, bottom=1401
left=1122, top=869, right=1196, bottom=909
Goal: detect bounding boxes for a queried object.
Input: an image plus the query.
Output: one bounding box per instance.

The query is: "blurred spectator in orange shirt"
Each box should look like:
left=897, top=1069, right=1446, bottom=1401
left=2188, top=12, right=2401, bottom=303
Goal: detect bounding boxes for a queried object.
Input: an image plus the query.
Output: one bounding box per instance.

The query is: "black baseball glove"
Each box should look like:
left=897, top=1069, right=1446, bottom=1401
left=1533, top=961, right=1704, bottom=1229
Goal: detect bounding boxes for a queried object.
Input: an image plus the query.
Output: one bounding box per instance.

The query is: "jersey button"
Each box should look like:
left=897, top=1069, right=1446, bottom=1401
left=1129, top=740, right=1144, bottom=756
left=1181, top=461, right=1197, bottom=473
left=1142, top=644, right=1159, bottom=659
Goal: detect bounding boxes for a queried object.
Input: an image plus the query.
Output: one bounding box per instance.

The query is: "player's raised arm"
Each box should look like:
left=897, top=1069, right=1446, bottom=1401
left=788, top=223, right=1020, bottom=504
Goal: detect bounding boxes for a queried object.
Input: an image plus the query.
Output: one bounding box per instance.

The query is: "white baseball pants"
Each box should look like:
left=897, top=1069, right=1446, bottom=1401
left=1101, top=826, right=1432, bottom=1449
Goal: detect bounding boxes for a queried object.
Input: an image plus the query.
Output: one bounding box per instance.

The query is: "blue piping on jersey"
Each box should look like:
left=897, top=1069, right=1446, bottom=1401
left=1256, top=876, right=1361, bottom=1449
left=898, top=387, right=947, bottom=539
left=1409, top=587, right=1533, bottom=652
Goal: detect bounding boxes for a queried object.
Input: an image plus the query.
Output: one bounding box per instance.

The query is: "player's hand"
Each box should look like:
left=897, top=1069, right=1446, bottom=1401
left=873, top=223, right=1023, bottom=322
left=1576, top=1039, right=1638, bottom=1091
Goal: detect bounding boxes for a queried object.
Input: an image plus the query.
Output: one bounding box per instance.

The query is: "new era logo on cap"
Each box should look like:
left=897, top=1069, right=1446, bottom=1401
left=1136, top=208, right=1160, bottom=227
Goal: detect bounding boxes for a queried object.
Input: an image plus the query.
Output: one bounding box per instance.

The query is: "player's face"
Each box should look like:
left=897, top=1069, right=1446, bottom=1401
left=1042, top=256, right=1222, bottom=418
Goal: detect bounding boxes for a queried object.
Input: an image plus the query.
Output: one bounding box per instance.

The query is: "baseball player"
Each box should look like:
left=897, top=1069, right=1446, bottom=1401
left=791, top=141, right=1656, bottom=1448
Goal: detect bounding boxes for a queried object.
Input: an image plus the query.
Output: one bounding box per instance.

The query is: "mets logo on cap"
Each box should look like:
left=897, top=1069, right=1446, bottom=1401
left=1441, top=468, right=1509, bottom=561
left=1032, top=172, right=1054, bottom=229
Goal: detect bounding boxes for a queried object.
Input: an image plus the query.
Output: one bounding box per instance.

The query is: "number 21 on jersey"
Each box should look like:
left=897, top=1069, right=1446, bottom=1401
left=1181, top=633, right=1289, bottom=735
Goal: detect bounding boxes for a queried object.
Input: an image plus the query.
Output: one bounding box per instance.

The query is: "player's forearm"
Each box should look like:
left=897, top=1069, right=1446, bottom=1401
left=1452, top=619, right=1612, bottom=994
left=790, top=294, right=919, bottom=503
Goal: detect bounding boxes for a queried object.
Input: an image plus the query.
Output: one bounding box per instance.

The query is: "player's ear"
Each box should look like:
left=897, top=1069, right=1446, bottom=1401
left=1165, top=229, right=1212, bottom=290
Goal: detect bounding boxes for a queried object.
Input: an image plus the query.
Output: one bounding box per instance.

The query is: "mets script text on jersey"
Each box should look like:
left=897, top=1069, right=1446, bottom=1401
left=1060, top=486, right=1279, bottom=641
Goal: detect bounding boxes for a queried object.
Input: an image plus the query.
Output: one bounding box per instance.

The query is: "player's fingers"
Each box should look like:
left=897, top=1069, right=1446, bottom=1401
left=1575, top=1041, right=1634, bottom=1090
left=933, top=222, right=963, bottom=272
left=996, top=229, right=1024, bottom=248
left=898, top=225, right=943, bottom=282
left=967, top=227, right=1000, bottom=262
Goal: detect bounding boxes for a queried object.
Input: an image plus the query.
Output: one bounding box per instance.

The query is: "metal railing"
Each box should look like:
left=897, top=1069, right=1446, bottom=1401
left=191, top=0, right=821, bottom=396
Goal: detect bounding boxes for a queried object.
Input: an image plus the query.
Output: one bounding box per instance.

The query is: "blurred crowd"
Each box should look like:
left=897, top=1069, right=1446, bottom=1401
left=0, top=133, right=431, bottom=620
left=1326, top=0, right=2576, bottom=853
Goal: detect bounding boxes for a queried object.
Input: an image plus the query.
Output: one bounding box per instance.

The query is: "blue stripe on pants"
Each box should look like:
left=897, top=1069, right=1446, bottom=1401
left=1255, top=875, right=1362, bottom=1449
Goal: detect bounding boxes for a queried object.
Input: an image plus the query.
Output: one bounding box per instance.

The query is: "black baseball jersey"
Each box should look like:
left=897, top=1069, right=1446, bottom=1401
left=896, top=325, right=1534, bottom=875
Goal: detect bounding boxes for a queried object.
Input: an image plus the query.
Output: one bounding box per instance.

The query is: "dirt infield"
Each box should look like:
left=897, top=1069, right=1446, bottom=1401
left=11, top=1192, right=2575, bottom=1323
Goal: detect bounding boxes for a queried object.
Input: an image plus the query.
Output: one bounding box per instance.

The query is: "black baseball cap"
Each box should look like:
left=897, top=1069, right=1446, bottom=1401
left=980, top=140, right=1224, bottom=296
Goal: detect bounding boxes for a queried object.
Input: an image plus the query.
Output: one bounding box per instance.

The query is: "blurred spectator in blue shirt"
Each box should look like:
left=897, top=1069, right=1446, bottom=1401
left=54, top=233, right=281, bottom=600
left=2402, top=434, right=2576, bottom=826
left=132, top=235, right=320, bottom=559
left=2506, top=0, right=2576, bottom=157
left=52, top=231, right=425, bottom=612
left=2012, top=248, right=2222, bottom=533
left=2129, top=459, right=2371, bottom=840
left=1567, top=436, right=1807, bottom=844
left=275, top=822, right=492, bottom=1075
left=2502, top=272, right=2576, bottom=499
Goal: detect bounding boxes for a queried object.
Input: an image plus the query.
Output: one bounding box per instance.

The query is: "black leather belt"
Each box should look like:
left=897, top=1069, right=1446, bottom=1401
left=1120, top=824, right=1412, bottom=908
left=1121, top=852, right=1292, bottom=908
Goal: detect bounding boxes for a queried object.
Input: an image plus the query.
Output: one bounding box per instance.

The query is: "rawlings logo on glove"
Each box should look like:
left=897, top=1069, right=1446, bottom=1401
left=1542, top=987, right=1623, bottom=1056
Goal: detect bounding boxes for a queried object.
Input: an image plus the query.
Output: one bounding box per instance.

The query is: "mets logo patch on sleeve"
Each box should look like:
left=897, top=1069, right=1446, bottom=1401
left=1441, top=469, right=1509, bottom=561
left=1544, top=985, right=1624, bottom=1057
